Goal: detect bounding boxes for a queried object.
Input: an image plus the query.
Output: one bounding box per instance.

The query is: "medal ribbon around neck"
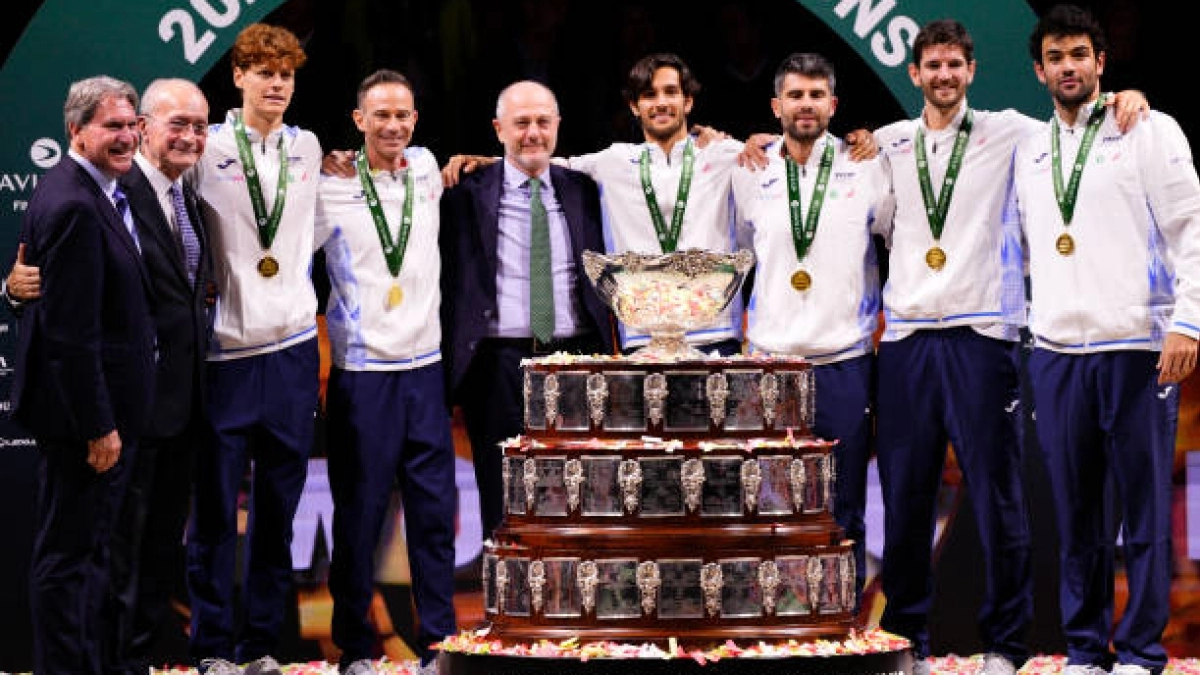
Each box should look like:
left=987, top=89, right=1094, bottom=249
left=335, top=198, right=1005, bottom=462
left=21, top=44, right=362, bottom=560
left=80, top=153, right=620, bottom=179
left=786, top=137, right=835, bottom=267
left=233, top=113, right=289, bottom=252
left=1052, top=93, right=1108, bottom=228
left=915, top=107, right=973, bottom=243
left=356, top=148, right=414, bottom=279
left=640, top=138, right=695, bottom=253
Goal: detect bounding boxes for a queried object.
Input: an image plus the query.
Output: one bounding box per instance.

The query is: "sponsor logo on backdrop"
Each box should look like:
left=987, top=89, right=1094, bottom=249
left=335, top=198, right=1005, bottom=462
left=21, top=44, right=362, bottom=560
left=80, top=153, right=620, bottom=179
left=30, top=138, right=60, bottom=169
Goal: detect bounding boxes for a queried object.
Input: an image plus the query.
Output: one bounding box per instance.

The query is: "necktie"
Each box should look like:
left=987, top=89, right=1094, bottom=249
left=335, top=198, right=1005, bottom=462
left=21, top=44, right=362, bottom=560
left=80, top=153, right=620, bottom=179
left=169, top=183, right=201, bottom=285
left=112, top=186, right=140, bottom=253
left=528, top=177, right=555, bottom=344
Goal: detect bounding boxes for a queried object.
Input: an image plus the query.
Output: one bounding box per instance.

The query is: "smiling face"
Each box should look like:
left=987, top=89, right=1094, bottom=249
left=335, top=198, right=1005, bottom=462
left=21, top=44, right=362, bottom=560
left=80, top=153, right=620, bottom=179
left=772, top=72, right=837, bottom=144
left=1035, top=33, right=1105, bottom=112
left=493, top=81, right=560, bottom=177
left=353, top=82, right=418, bottom=170
left=909, top=42, right=975, bottom=116
left=139, top=82, right=209, bottom=181
left=629, top=66, right=693, bottom=145
left=70, top=94, right=139, bottom=179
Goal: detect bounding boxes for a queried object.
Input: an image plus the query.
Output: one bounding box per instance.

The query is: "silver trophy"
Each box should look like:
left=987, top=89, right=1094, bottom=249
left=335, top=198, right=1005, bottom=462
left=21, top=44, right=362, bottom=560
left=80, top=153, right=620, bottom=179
left=581, top=248, right=755, bottom=359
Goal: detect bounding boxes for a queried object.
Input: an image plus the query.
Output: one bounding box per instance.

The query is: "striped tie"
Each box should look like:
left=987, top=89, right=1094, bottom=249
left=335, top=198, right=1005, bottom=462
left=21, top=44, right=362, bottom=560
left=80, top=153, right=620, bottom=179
left=169, top=183, right=201, bottom=285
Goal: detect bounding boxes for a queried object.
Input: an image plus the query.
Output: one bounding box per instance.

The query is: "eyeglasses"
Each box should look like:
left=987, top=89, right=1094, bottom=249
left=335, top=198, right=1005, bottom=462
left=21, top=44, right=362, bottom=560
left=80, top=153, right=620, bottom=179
left=146, top=115, right=208, bottom=137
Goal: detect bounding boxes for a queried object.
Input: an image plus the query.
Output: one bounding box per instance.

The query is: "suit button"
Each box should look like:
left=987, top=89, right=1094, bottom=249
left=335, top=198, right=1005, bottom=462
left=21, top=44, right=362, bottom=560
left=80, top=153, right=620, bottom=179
left=482, top=309, right=493, bottom=319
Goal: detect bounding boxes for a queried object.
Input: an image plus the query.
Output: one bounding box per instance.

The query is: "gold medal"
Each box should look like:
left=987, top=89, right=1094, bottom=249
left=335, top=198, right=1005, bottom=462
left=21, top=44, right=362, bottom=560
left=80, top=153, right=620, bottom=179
left=1056, top=233, right=1075, bottom=256
left=925, top=246, right=947, bottom=271
left=257, top=255, right=280, bottom=278
left=790, top=269, right=812, bottom=292
left=386, top=282, right=404, bottom=309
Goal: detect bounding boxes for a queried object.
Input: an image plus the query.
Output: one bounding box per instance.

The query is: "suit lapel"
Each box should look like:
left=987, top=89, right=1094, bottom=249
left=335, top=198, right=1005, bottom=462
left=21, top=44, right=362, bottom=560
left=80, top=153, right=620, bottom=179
left=476, top=163, right=504, bottom=279
left=70, top=161, right=151, bottom=289
left=122, top=164, right=190, bottom=285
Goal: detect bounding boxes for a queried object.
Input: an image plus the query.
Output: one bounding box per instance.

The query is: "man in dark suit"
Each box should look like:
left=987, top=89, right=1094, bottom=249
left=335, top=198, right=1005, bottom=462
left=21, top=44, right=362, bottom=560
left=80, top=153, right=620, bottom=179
left=7, top=78, right=213, bottom=674
left=439, top=80, right=615, bottom=542
left=11, top=75, right=156, bottom=675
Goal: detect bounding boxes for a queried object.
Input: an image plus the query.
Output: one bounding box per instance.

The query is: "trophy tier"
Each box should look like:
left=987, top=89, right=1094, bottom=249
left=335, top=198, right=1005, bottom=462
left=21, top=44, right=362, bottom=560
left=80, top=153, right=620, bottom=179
left=522, top=355, right=816, bottom=441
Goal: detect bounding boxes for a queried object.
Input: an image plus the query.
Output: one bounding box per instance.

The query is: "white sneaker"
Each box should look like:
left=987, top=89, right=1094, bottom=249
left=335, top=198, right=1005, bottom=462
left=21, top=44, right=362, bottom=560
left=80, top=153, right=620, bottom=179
left=977, top=653, right=1016, bottom=675
left=1111, top=665, right=1153, bottom=675
left=912, top=658, right=932, bottom=675
left=199, top=659, right=242, bottom=675
left=1063, top=665, right=1109, bottom=675
left=242, top=656, right=283, bottom=675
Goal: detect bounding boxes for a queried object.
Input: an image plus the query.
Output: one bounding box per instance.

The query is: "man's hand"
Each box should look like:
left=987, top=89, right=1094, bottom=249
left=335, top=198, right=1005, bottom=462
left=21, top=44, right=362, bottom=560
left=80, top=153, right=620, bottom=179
left=1157, top=332, right=1198, bottom=385
left=87, top=430, right=122, bottom=474
left=7, top=243, right=41, bottom=301
left=441, top=155, right=496, bottom=188
left=689, top=124, right=728, bottom=149
left=321, top=149, right=358, bottom=178
left=845, top=129, right=878, bottom=162
left=736, top=134, right=778, bottom=171
left=1107, top=90, right=1150, bottom=134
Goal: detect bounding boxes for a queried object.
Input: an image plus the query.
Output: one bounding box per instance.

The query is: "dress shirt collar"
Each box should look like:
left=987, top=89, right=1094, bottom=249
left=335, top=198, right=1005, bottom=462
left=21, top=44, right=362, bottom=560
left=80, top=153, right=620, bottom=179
left=68, top=149, right=118, bottom=198
left=135, top=152, right=178, bottom=198
left=502, top=158, right=552, bottom=195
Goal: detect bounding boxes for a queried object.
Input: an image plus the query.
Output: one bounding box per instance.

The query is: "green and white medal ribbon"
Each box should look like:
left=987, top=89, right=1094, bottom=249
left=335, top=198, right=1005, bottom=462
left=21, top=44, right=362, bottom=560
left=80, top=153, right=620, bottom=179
left=784, top=137, right=835, bottom=292
left=1050, top=94, right=1108, bottom=256
left=640, top=138, right=695, bottom=253
left=233, top=113, right=289, bottom=277
left=914, top=108, right=973, bottom=271
left=356, top=148, right=414, bottom=309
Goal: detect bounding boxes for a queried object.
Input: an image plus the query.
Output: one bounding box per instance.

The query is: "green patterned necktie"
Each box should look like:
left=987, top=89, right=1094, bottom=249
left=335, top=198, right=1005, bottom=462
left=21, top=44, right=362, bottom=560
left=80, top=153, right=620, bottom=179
left=528, top=177, right=556, bottom=343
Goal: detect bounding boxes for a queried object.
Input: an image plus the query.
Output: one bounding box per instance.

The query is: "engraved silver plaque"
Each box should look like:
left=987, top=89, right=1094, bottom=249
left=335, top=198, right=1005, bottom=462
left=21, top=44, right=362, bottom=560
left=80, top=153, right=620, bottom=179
left=496, top=556, right=510, bottom=614
left=581, top=456, right=622, bottom=516
left=638, top=456, right=684, bottom=517
left=701, top=562, right=724, bottom=617
left=534, top=457, right=568, bottom=516
left=505, top=456, right=527, bottom=515
left=525, top=370, right=547, bottom=430
left=586, top=373, right=608, bottom=426
left=775, top=555, right=811, bottom=616
left=777, top=370, right=815, bottom=430
left=719, top=558, right=763, bottom=618
left=701, top=456, right=745, bottom=516
left=504, top=558, right=532, bottom=616
left=544, top=557, right=582, bottom=617
left=657, top=559, right=704, bottom=619
left=819, top=554, right=842, bottom=614
left=555, top=371, right=591, bottom=431
left=636, top=561, right=661, bottom=615
left=823, top=453, right=836, bottom=513
left=757, top=455, right=793, bottom=515
left=603, top=372, right=646, bottom=431
left=706, top=372, right=729, bottom=426
left=802, top=454, right=826, bottom=514
left=664, top=371, right=710, bottom=431
left=724, top=370, right=766, bottom=431
left=841, top=551, right=856, bottom=612
left=740, top=459, right=762, bottom=513
left=681, top=458, right=705, bottom=513
left=618, top=459, right=642, bottom=514
left=595, top=559, right=641, bottom=619
left=483, top=553, right=499, bottom=613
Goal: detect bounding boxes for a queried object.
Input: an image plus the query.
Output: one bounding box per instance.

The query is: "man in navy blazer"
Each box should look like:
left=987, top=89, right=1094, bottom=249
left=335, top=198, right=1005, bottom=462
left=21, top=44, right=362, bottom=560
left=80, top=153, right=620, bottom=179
left=440, top=80, right=614, bottom=541
left=11, top=75, right=156, bottom=675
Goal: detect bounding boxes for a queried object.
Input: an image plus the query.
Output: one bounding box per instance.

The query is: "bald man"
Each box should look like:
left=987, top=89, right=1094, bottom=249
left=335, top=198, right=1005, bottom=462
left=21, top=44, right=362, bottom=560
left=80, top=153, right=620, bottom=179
left=439, top=81, right=615, bottom=541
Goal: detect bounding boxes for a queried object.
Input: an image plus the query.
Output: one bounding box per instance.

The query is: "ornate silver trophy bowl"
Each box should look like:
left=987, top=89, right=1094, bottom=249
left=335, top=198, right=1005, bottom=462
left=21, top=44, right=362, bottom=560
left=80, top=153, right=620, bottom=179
left=581, top=248, right=756, bottom=359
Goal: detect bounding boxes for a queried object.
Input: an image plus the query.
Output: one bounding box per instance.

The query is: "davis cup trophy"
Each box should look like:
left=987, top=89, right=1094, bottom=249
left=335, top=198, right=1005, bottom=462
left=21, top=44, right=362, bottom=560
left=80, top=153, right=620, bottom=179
left=434, top=247, right=912, bottom=675
left=581, top=247, right=756, bottom=359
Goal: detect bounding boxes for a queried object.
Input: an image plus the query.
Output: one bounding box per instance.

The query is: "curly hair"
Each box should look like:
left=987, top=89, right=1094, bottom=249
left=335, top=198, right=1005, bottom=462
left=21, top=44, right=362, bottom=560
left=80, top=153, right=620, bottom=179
left=230, top=23, right=307, bottom=72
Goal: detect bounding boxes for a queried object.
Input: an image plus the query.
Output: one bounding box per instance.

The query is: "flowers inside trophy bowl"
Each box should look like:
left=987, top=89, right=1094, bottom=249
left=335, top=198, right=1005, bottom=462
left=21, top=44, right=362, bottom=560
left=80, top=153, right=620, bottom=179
left=581, top=248, right=756, bottom=359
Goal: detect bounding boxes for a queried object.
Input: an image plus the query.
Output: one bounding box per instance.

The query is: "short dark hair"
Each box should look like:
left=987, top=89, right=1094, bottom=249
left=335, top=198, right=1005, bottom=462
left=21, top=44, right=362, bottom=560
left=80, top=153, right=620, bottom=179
left=773, top=53, right=837, bottom=96
left=911, top=18, right=974, bottom=65
left=622, top=53, right=700, bottom=104
left=356, top=69, right=414, bottom=109
left=1028, top=3, right=1107, bottom=63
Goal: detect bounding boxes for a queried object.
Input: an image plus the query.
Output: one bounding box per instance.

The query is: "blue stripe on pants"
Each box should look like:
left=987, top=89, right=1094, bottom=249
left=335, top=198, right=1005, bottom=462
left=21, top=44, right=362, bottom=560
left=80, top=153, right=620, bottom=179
left=326, top=364, right=458, bottom=666
left=1028, top=349, right=1174, bottom=671
left=187, top=339, right=318, bottom=663
left=876, top=327, right=1032, bottom=662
